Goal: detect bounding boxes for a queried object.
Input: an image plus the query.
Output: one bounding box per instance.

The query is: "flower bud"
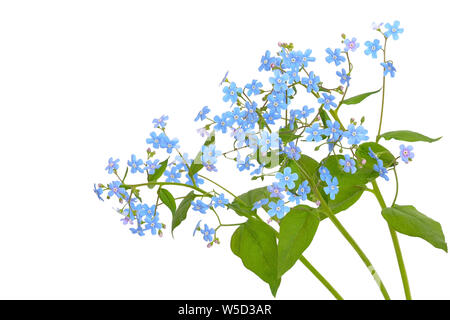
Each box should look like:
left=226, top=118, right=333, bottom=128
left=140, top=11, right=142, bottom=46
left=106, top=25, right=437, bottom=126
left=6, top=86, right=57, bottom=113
left=267, top=218, right=272, bottom=224
left=147, top=147, right=152, bottom=153
left=361, top=158, right=367, bottom=165
left=158, top=230, right=163, bottom=237
left=316, top=200, right=321, bottom=207
left=207, top=243, right=212, bottom=248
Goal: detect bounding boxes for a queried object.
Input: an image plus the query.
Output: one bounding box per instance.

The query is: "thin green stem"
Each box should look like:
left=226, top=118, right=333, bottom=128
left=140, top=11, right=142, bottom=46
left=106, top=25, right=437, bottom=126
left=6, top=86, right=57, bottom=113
left=299, top=255, right=344, bottom=300
left=376, top=37, right=388, bottom=143
left=371, top=180, right=412, bottom=300
left=198, top=174, right=238, bottom=199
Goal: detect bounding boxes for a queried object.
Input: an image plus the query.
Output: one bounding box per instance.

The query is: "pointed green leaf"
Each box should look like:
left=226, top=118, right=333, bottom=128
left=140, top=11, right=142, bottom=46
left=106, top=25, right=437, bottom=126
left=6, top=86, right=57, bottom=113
left=158, top=188, right=176, bottom=215
left=231, top=218, right=281, bottom=296
left=355, top=142, right=396, bottom=180
left=278, top=205, right=320, bottom=277
left=171, top=191, right=196, bottom=234
left=379, top=130, right=442, bottom=143
left=342, top=88, right=381, bottom=105
left=382, top=205, right=447, bottom=252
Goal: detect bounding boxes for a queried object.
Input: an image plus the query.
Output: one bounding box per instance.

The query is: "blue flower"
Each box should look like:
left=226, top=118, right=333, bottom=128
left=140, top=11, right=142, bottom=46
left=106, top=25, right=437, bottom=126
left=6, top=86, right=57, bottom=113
left=344, top=37, right=359, bottom=52
left=245, top=80, right=263, bottom=96
left=299, top=105, right=315, bottom=119
left=297, top=180, right=311, bottom=201
left=152, top=115, right=168, bottom=128
left=336, top=68, right=351, bottom=86
left=105, top=157, right=120, bottom=174
left=93, top=184, right=104, bottom=201
left=237, top=156, right=255, bottom=171
left=381, top=61, right=396, bottom=78
left=301, top=71, right=320, bottom=93
left=146, top=132, right=166, bottom=149
left=144, top=213, right=162, bottom=235
left=281, top=49, right=301, bottom=70
left=275, top=167, right=298, bottom=190
left=202, top=144, right=221, bottom=165
left=268, top=200, right=290, bottom=219
left=287, top=68, right=301, bottom=84
left=318, top=93, right=337, bottom=110
left=211, top=193, right=229, bottom=208
left=269, top=70, right=289, bottom=92
left=164, top=167, right=181, bottom=183
left=193, top=220, right=202, bottom=236
left=244, top=101, right=259, bottom=123
left=200, top=224, right=215, bottom=242
left=384, top=21, right=404, bottom=40
left=263, top=110, right=281, bottom=125
left=343, top=124, right=369, bottom=145
left=283, top=141, right=301, bottom=161
left=319, top=166, right=331, bottom=181
left=195, top=106, right=210, bottom=121
left=267, top=183, right=285, bottom=199
left=130, top=225, right=145, bottom=237
left=374, top=159, right=389, bottom=181
left=364, top=39, right=382, bottom=58
left=305, top=123, right=324, bottom=142
left=185, top=173, right=204, bottom=186
left=191, top=200, right=210, bottom=214
left=324, top=176, right=339, bottom=200
left=252, top=198, right=269, bottom=211
left=326, top=120, right=343, bottom=141
left=259, top=131, right=279, bottom=153
left=339, top=155, right=357, bottom=174
left=400, top=144, right=414, bottom=163
left=287, top=191, right=301, bottom=205
left=223, top=82, right=242, bottom=105
left=145, top=159, right=161, bottom=175
left=325, top=48, right=346, bottom=66
left=298, top=49, right=316, bottom=68
left=128, top=154, right=145, bottom=174
left=259, top=50, right=274, bottom=72
left=107, top=181, right=126, bottom=199
left=368, top=147, right=378, bottom=160
left=160, top=137, right=180, bottom=154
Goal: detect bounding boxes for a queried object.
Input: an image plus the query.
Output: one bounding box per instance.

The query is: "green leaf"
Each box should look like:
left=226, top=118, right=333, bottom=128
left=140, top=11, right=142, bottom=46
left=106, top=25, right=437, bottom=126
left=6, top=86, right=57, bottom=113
left=342, top=88, right=381, bottom=105
left=228, top=187, right=270, bottom=218
left=278, top=205, right=320, bottom=277
left=279, top=123, right=299, bottom=144
left=158, top=188, right=176, bottom=215
left=379, top=130, right=442, bottom=143
left=171, top=191, right=196, bottom=234
left=382, top=205, right=447, bottom=252
left=147, top=158, right=168, bottom=189
left=231, top=218, right=281, bottom=296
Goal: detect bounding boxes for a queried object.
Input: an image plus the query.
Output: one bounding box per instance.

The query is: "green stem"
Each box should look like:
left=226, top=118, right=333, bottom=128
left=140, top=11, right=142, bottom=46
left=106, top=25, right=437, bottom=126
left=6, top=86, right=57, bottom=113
left=376, top=37, right=388, bottom=143
left=371, top=180, right=412, bottom=300
left=299, top=255, right=344, bottom=300
left=292, top=160, right=391, bottom=299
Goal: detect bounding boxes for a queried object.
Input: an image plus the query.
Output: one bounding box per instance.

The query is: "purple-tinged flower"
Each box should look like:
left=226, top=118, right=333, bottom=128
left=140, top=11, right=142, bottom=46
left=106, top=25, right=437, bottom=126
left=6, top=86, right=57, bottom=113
left=219, top=71, right=229, bottom=86
left=344, top=37, right=360, bottom=52
left=267, top=183, right=285, bottom=199
left=399, top=144, right=414, bottom=163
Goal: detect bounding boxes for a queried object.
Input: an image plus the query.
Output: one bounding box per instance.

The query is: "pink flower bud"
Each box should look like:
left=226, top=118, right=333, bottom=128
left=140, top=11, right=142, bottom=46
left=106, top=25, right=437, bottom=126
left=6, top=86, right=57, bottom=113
left=316, top=200, right=321, bottom=207
left=267, top=218, right=272, bottom=224
left=362, top=159, right=367, bottom=165
left=207, top=243, right=212, bottom=248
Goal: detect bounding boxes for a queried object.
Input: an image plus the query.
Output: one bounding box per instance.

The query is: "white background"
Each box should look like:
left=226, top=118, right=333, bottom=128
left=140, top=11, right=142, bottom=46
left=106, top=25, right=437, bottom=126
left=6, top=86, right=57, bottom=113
left=1, top=0, right=449, bottom=300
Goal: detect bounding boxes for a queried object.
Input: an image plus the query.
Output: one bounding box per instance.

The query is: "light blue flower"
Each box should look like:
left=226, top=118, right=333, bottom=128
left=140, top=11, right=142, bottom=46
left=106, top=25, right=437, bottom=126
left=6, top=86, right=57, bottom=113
left=324, top=176, right=339, bottom=200
left=252, top=198, right=269, bottom=211
left=364, top=39, right=382, bottom=58
left=399, top=144, right=414, bottom=163
left=275, top=167, right=298, bottom=190
left=325, top=48, right=346, bottom=66
left=384, top=21, right=404, bottom=40
left=339, top=154, right=357, bottom=174
left=105, top=157, right=120, bottom=174
left=268, top=200, right=290, bottom=219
